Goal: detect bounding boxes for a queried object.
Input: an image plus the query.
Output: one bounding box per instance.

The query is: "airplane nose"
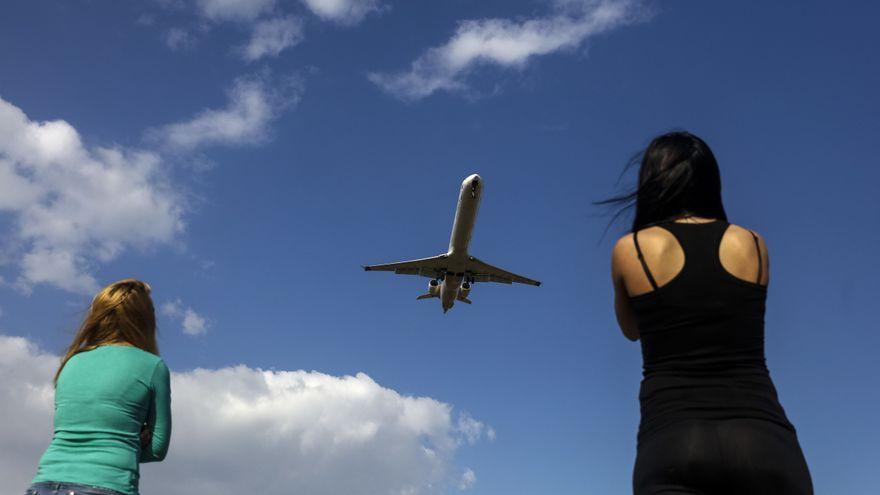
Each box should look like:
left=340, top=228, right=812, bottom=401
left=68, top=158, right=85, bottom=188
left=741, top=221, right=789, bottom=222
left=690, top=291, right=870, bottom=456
left=463, top=174, right=481, bottom=186
left=469, top=176, right=480, bottom=198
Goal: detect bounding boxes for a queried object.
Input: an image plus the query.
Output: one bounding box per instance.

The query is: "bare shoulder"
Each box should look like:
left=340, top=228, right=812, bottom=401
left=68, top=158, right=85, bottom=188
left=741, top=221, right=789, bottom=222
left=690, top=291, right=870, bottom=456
left=722, top=223, right=770, bottom=285
left=611, top=233, right=634, bottom=279
left=611, top=230, right=642, bottom=259
left=725, top=223, right=769, bottom=252
left=612, top=232, right=634, bottom=259
left=611, top=226, right=672, bottom=269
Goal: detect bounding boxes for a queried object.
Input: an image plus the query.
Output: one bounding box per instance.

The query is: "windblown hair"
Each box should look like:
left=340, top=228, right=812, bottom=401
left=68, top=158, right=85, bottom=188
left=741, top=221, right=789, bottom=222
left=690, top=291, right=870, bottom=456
left=594, top=131, right=728, bottom=234
left=55, top=278, right=158, bottom=385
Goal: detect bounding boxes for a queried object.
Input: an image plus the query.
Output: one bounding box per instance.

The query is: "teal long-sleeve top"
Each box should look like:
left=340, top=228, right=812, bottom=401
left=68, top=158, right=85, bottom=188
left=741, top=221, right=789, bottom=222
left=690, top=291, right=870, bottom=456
left=33, top=345, right=172, bottom=495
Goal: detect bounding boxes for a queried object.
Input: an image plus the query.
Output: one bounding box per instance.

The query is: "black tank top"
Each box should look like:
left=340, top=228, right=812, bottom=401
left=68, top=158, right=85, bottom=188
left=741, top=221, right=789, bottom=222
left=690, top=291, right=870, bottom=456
left=628, top=219, right=796, bottom=443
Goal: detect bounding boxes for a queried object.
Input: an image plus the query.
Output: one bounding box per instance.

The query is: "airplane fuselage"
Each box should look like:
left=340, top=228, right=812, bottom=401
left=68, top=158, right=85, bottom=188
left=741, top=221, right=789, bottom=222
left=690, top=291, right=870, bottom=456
left=440, top=174, right=482, bottom=311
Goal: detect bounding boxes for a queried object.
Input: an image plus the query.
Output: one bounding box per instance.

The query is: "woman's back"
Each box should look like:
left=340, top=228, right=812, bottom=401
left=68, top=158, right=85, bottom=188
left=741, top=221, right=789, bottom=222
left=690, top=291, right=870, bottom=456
left=33, top=345, right=171, bottom=495
left=627, top=219, right=793, bottom=438
left=623, top=219, right=811, bottom=494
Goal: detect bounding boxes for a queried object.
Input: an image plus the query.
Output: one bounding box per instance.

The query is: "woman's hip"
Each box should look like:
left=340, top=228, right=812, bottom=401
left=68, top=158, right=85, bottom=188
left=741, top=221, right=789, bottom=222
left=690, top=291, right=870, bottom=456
left=633, top=418, right=812, bottom=495
left=26, top=482, right=128, bottom=495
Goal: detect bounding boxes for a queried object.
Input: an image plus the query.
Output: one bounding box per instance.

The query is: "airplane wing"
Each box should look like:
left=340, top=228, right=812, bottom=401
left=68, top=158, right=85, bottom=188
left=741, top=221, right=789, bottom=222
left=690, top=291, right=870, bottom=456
left=363, top=254, right=448, bottom=278
left=467, top=256, right=541, bottom=286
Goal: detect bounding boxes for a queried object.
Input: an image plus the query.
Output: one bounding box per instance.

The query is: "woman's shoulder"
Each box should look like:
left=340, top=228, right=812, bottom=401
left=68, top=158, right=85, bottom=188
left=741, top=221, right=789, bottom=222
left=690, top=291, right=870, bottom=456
left=724, top=222, right=766, bottom=245
left=91, top=345, right=165, bottom=366
left=611, top=225, right=677, bottom=259
left=61, top=346, right=167, bottom=385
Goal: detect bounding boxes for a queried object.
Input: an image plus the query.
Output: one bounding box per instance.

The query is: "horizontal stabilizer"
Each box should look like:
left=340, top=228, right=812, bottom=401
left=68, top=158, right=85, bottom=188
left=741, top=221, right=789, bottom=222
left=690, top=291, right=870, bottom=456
left=457, top=297, right=472, bottom=304
left=416, top=293, right=437, bottom=300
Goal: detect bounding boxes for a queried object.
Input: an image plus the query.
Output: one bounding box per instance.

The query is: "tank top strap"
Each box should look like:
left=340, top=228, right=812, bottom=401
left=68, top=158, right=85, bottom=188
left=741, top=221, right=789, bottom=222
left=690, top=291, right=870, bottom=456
left=655, top=220, right=730, bottom=280
left=633, top=229, right=659, bottom=290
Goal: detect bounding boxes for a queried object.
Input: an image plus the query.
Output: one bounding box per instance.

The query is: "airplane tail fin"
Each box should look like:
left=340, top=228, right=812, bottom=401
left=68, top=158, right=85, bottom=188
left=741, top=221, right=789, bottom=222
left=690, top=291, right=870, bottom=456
left=416, top=293, right=437, bottom=300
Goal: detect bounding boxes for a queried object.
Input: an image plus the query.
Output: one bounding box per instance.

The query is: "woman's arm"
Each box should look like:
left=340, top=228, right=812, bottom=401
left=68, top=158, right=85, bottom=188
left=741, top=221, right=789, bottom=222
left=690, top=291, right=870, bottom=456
left=611, top=235, right=640, bottom=341
left=140, top=359, right=172, bottom=463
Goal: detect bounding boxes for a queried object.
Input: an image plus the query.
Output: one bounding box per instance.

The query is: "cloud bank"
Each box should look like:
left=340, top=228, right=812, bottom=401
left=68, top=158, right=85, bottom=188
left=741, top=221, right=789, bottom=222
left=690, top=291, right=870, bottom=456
left=1, top=335, right=490, bottom=494
left=0, top=97, right=185, bottom=293
left=0, top=336, right=57, bottom=484
left=369, top=0, right=648, bottom=100
left=0, top=74, right=299, bottom=294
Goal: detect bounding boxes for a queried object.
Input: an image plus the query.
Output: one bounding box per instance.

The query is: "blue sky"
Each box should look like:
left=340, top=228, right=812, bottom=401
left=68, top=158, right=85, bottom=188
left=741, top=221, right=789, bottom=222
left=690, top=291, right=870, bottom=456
left=1, top=1, right=878, bottom=493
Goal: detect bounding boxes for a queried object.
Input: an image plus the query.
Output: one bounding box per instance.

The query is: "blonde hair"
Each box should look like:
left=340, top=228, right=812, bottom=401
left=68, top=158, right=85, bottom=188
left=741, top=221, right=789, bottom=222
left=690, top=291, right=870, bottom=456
left=55, top=278, right=158, bottom=385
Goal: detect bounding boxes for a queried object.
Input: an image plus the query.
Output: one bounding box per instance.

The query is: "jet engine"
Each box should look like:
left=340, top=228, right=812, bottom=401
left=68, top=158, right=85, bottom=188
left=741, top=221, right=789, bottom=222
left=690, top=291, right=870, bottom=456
left=459, top=281, right=471, bottom=299
left=428, top=279, right=441, bottom=296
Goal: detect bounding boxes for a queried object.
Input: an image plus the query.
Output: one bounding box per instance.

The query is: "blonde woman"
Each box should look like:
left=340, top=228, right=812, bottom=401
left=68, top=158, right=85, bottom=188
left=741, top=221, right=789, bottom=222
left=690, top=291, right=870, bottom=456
left=26, top=279, right=171, bottom=495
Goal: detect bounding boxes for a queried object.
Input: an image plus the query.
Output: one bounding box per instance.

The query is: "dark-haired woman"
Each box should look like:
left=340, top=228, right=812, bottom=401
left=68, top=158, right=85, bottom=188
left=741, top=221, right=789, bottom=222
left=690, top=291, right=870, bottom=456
left=26, top=279, right=171, bottom=495
left=598, top=132, right=813, bottom=494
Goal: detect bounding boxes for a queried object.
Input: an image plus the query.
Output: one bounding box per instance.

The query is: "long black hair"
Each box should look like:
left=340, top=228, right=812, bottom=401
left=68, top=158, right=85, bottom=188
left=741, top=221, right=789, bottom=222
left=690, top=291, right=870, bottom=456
left=594, top=131, right=728, bottom=235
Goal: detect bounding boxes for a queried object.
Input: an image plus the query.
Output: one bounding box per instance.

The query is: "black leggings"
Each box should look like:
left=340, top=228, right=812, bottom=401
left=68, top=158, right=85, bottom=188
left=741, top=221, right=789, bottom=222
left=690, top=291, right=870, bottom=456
left=633, top=418, right=813, bottom=495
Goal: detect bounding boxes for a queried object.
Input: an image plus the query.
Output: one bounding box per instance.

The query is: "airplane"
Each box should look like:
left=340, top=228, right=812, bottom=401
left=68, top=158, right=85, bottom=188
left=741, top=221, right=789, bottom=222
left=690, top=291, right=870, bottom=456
left=363, top=173, right=540, bottom=313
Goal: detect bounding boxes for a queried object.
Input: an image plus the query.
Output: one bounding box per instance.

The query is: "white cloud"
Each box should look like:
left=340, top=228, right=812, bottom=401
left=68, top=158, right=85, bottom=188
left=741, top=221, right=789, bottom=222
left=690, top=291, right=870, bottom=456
left=0, top=71, right=301, bottom=293
left=0, top=335, right=489, bottom=494
left=0, top=336, right=58, bottom=486
left=369, top=0, right=648, bottom=100
left=300, top=0, right=382, bottom=25
left=161, top=299, right=209, bottom=336
left=240, top=15, right=304, bottom=61
left=195, top=0, right=277, bottom=22
left=152, top=75, right=302, bottom=150
left=0, top=97, right=185, bottom=294
left=20, top=248, right=99, bottom=295
left=181, top=309, right=207, bottom=335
